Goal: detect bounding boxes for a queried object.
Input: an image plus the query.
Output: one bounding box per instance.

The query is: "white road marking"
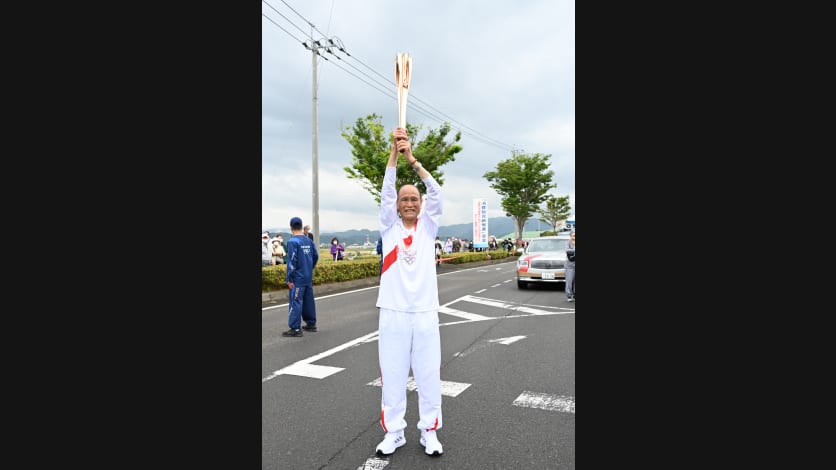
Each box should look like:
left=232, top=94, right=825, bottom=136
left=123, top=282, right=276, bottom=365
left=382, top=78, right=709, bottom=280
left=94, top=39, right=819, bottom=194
left=367, top=376, right=472, bottom=398
left=438, top=305, right=492, bottom=321
left=261, top=285, right=380, bottom=311
left=264, top=294, right=573, bottom=383
left=512, top=391, right=575, bottom=413
left=454, top=335, right=527, bottom=357
left=459, top=294, right=572, bottom=315
left=474, top=288, right=487, bottom=293
left=488, top=335, right=526, bottom=345
left=264, top=331, right=379, bottom=381
left=276, top=363, right=344, bottom=379
left=357, top=457, right=389, bottom=469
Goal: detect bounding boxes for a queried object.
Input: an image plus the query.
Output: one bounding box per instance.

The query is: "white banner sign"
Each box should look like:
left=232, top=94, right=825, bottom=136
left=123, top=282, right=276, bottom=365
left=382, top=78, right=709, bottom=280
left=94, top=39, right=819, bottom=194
left=472, top=198, right=488, bottom=248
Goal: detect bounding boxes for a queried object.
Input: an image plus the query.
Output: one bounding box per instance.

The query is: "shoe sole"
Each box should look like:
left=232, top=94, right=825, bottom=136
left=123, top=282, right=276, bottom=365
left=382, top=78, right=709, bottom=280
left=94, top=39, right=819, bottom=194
left=420, top=437, right=443, bottom=457
left=301, top=328, right=317, bottom=332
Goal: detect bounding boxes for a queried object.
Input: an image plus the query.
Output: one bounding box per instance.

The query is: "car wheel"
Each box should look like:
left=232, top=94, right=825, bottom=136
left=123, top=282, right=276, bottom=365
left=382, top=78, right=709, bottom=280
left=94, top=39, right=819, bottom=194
left=517, top=279, right=527, bottom=289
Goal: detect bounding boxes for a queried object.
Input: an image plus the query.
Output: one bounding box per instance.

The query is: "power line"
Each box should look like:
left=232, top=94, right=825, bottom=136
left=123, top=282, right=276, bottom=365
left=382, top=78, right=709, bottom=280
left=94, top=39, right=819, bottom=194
left=310, top=56, right=513, bottom=151
left=261, top=13, right=304, bottom=44
left=262, top=1, right=309, bottom=37
left=262, top=2, right=515, bottom=152
left=276, top=0, right=328, bottom=38
left=336, top=54, right=514, bottom=151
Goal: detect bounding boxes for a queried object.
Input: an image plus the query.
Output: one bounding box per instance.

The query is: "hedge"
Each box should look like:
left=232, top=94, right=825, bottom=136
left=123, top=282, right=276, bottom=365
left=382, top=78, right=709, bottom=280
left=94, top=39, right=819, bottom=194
left=262, top=249, right=517, bottom=292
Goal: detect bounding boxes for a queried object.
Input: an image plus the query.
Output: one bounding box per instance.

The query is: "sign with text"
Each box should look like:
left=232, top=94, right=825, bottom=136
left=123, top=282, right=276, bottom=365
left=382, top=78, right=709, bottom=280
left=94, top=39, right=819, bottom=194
left=472, top=198, right=488, bottom=248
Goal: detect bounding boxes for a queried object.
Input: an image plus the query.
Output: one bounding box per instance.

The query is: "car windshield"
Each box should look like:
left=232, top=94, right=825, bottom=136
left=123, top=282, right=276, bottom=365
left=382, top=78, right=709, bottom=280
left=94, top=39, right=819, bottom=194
left=527, top=239, right=568, bottom=253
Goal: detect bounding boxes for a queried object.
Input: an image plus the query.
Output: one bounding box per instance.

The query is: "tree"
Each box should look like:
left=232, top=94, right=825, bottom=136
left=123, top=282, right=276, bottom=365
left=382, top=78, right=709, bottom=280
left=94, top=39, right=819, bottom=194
left=538, top=194, right=572, bottom=233
left=483, top=152, right=556, bottom=241
left=341, top=113, right=462, bottom=205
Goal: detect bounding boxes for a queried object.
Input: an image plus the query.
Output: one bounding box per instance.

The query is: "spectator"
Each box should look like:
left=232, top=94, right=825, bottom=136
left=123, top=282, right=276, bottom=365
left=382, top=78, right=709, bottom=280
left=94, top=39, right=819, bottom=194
left=434, top=236, right=443, bottom=266
left=330, top=237, right=345, bottom=261
left=565, top=231, right=575, bottom=302
left=271, top=233, right=286, bottom=265
left=488, top=236, right=498, bottom=251
left=303, top=225, right=314, bottom=242
left=261, top=231, right=273, bottom=267
left=283, top=217, right=319, bottom=337
left=376, top=237, right=383, bottom=273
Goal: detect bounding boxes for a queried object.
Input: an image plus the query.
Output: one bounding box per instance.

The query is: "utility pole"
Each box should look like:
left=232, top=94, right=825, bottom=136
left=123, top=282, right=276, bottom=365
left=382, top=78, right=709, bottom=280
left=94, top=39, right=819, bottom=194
left=310, top=30, right=320, bottom=249
left=302, top=34, right=346, bottom=249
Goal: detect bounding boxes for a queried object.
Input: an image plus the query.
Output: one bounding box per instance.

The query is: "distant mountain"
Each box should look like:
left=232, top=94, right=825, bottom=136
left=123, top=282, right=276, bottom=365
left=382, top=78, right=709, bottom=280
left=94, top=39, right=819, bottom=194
left=265, top=217, right=556, bottom=247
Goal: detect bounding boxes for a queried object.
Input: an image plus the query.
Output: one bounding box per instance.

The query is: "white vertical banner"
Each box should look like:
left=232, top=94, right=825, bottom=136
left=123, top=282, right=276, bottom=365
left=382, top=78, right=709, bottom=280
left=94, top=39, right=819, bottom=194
left=472, top=198, right=488, bottom=248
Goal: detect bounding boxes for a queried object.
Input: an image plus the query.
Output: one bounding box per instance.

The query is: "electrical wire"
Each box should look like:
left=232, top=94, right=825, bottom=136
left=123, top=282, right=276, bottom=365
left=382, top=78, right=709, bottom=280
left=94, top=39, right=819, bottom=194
left=262, top=1, right=515, bottom=152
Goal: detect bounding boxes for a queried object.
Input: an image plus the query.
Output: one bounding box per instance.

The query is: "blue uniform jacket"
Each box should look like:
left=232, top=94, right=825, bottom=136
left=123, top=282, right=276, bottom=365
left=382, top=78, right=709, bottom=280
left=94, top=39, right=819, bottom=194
left=286, top=234, right=318, bottom=286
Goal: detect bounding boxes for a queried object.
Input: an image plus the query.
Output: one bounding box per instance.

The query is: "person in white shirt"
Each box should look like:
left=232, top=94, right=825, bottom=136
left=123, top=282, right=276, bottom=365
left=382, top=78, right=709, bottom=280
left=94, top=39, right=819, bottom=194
left=271, top=234, right=286, bottom=265
left=261, top=231, right=273, bottom=267
left=374, top=126, right=444, bottom=458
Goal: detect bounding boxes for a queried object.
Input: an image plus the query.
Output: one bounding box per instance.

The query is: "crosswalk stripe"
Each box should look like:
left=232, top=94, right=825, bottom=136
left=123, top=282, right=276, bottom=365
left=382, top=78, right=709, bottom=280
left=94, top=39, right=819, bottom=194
left=356, top=457, right=389, bottom=469
left=438, top=305, right=492, bottom=321
left=512, top=391, right=575, bottom=413
left=459, top=295, right=560, bottom=315
left=367, top=376, right=472, bottom=397
left=275, top=363, right=345, bottom=379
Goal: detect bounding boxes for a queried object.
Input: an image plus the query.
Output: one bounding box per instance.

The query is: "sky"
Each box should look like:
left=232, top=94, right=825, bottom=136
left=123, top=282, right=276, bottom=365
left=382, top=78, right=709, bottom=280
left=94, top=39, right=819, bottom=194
left=262, top=0, right=574, bottom=234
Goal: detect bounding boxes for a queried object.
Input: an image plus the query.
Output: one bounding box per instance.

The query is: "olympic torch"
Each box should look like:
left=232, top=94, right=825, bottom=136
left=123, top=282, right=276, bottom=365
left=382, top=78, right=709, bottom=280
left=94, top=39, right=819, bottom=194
left=395, top=52, right=412, bottom=131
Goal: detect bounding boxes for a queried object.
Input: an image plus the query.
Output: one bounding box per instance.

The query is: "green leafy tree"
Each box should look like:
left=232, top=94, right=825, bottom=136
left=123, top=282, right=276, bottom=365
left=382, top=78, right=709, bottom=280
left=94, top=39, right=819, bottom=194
left=341, top=113, right=462, bottom=205
left=538, top=194, right=572, bottom=233
left=483, top=151, right=556, bottom=241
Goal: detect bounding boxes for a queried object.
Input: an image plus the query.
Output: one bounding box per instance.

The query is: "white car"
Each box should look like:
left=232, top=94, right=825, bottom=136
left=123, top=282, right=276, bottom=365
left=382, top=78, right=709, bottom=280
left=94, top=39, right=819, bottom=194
left=516, top=234, right=571, bottom=289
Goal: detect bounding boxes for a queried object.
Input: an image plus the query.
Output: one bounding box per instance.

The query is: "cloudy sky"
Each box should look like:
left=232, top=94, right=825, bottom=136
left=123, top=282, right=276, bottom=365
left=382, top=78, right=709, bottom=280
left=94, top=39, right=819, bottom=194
left=262, top=0, right=574, bottom=234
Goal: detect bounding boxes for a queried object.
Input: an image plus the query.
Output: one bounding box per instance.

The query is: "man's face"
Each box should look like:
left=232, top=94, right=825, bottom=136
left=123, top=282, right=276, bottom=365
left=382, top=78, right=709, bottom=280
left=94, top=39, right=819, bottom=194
left=397, top=185, right=422, bottom=221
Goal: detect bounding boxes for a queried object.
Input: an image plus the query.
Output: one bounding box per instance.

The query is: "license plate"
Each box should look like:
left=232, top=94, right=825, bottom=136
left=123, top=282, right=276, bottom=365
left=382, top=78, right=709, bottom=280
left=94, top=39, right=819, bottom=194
left=542, top=272, right=555, bottom=280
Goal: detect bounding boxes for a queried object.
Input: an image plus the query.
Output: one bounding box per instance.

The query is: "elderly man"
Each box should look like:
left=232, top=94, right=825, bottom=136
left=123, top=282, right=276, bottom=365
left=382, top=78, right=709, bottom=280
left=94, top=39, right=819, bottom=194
left=374, top=127, right=444, bottom=458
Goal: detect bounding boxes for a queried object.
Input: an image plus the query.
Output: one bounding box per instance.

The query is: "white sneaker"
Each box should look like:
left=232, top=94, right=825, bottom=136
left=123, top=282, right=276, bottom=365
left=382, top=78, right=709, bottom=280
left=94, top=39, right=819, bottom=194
left=375, top=431, right=406, bottom=456
left=420, top=430, right=443, bottom=456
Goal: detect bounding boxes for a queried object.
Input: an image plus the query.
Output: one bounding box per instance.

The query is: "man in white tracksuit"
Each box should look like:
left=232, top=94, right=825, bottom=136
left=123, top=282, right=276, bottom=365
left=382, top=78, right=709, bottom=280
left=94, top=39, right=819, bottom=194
left=374, top=127, right=444, bottom=457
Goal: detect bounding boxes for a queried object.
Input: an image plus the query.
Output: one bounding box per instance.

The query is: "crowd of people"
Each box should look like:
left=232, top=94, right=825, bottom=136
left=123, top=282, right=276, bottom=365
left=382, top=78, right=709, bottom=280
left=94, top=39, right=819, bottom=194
left=263, top=229, right=528, bottom=271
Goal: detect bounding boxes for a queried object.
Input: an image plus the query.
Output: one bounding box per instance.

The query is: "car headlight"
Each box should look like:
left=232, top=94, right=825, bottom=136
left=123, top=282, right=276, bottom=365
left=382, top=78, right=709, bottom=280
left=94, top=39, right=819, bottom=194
left=518, top=260, right=529, bottom=268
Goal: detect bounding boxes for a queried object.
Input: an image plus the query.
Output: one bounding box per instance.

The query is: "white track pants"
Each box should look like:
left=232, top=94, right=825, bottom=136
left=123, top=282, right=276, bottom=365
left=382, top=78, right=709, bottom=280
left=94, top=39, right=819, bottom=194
left=378, top=308, right=442, bottom=433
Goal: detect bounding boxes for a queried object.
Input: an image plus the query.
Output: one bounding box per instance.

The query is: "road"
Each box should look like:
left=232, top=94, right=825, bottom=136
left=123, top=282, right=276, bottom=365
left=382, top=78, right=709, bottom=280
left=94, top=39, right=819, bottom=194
left=262, top=260, right=575, bottom=469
